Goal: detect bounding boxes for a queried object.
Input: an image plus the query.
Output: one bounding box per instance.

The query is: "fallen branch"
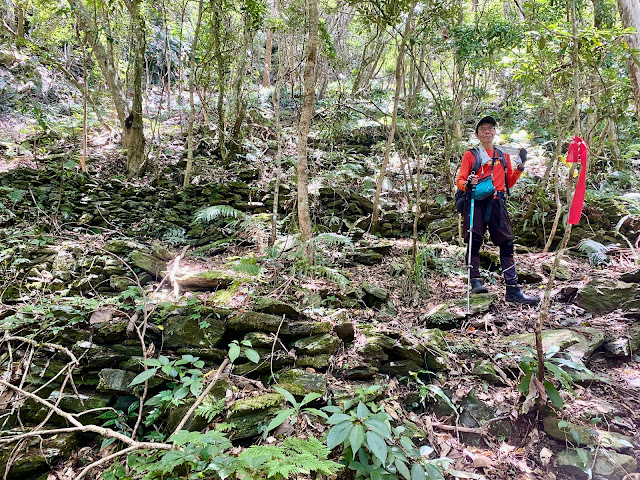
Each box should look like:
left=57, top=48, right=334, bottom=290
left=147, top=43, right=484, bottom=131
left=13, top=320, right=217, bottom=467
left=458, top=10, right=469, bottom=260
left=432, top=415, right=511, bottom=435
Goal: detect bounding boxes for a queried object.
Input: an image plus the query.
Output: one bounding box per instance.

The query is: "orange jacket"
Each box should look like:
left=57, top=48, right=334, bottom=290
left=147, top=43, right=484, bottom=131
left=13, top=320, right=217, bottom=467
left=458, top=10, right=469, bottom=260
left=456, top=148, right=522, bottom=193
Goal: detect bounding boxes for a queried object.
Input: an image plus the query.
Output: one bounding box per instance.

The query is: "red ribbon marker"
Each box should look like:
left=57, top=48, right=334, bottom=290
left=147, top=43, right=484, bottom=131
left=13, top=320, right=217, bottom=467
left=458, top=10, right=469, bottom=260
left=566, top=136, right=587, bottom=225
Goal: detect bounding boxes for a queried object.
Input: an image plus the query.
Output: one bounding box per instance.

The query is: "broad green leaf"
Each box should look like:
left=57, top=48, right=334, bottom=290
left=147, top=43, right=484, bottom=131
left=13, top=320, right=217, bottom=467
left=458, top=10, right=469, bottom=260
left=273, top=386, right=297, bottom=406
left=228, top=343, right=240, bottom=363
left=425, top=463, right=445, bottom=480
left=303, top=407, right=328, bottom=420
left=349, top=424, right=365, bottom=458
left=396, top=458, right=411, bottom=480
left=327, top=421, right=354, bottom=450
left=544, top=381, right=563, bottom=409
left=371, top=470, right=384, bottom=480
left=411, top=463, right=426, bottom=480
left=144, top=358, right=162, bottom=367
left=245, top=348, right=261, bottom=364
left=326, top=413, right=351, bottom=425
left=129, top=367, right=157, bottom=386
left=366, top=430, right=387, bottom=464
left=576, top=447, right=589, bottom=468
left=425, top=385, right=457, bottom=414
left=365, top=418, right=392, bottom=438
left=300, top=392, right=322, bottom=406
left=356, top=401, right=370, bottom=419
left=264, top=408, right=295, bottom=434
left=519, top=371, right=532, bottom=393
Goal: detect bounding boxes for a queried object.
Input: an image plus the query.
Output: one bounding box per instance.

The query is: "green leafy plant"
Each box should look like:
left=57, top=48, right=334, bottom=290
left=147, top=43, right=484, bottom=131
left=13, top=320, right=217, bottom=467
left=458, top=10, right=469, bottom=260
left=236, top=436, right=343, bottom=479
left=194, top=205, right=251, bottom=228
left=322, top=390, right=444, bottom=480
left=263, top=386, right=328, bottom=438
left=577, top=239, right=616, bottom=266
left=228, top=339, right=260, bottom=364
left=516, top=345, right=593, bottom=411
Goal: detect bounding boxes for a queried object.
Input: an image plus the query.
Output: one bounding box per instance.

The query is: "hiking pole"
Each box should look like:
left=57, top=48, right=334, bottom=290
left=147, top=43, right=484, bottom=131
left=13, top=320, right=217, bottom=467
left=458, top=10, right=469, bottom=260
left=466, top=183, right=476, bottom=315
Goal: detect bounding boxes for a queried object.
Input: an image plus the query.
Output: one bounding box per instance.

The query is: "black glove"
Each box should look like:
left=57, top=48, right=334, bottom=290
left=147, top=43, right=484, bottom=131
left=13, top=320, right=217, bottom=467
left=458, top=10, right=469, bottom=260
left=517, top=148, right=527, bottom=171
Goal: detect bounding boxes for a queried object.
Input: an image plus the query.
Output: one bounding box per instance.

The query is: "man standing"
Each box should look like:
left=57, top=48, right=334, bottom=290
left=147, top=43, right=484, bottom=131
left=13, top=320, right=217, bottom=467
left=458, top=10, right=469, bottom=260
left=456, top=115, right=539, bottom=305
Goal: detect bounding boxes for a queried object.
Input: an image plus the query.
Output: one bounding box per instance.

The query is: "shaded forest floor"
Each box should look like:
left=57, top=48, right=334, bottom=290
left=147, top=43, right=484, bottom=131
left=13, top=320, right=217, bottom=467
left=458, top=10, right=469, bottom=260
left=1, top=106, right=640, bottom=480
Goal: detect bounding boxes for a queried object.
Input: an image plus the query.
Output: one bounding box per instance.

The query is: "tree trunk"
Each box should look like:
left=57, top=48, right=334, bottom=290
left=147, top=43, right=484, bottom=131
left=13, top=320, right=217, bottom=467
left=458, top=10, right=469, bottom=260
left=67, top=0, right=146, bottom=176
left=16, top=2, right=25, bottom=46
left=212, top=0, right=228, bottom=164
left=617, top=0, right=640, bottom=124
left=270, top=29, right=285, bottom=246
left=370, top=8, right=413, bottom=234
left=296, top=0, right=319, bottom=262
left=183, top=0, right=204, bottom=187
left=262, top=1, right=276, bottom=88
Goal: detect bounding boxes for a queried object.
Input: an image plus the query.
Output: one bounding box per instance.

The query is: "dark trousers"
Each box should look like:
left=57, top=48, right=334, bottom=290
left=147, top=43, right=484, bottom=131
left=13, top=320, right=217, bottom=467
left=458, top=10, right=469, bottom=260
left=463, top=194, right=518, bottom=285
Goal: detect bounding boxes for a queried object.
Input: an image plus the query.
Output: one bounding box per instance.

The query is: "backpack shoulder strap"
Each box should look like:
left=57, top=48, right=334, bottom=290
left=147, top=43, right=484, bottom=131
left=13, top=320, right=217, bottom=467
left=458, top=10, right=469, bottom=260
left=468, top=148, right=482, bottom=173
left=494, top=147, right=510, bottom=196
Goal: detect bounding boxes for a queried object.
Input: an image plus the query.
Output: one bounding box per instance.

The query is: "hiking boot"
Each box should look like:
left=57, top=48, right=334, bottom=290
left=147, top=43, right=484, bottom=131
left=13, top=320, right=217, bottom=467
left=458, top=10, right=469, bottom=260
left=470, top=278, right=488, bottom=294
left=506, top=285, right=539, bottom=305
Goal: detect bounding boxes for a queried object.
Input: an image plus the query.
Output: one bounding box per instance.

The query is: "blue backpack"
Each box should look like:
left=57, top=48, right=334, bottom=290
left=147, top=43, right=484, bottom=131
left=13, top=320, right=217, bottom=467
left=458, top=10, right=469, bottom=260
left=454, top=147, right=508, bottom=214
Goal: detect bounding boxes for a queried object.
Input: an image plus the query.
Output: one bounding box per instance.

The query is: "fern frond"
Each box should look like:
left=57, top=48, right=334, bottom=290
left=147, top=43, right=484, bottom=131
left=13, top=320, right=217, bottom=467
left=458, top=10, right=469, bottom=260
left=230, top=255, right=264, bottom=277
left=307, top=265, right=350, bottom=288
left=195, top=205, right=249, bottom=224
left=577, top=239, right=615, bottom=266
left=195, top=398, right=225, bottom=423
left=162, top=228, right=187, bottom=246
left=311, top=233, right=353, bottom=249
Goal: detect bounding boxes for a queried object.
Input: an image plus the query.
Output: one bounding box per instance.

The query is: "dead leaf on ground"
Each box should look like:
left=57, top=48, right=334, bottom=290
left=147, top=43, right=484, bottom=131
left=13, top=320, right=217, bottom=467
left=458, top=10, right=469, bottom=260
left=539, top=447, right=553, bottom=466
left=90, top=307, right=115, bottom=325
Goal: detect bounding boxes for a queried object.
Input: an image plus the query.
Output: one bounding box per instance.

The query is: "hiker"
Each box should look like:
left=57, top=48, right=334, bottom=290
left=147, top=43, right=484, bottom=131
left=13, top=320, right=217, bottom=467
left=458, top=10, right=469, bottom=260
left=456, top=115, right=539, bottom=305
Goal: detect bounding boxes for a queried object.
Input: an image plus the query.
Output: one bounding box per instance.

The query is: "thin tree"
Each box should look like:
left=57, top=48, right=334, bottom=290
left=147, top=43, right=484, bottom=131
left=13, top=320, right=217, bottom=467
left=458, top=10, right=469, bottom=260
left=370, top=7, right=413, bottom=234
left=297, top=0, right=319, bottom=261
left=184, top=0, right=205, bottom=187
left=617, top=0, right=640, bottom=125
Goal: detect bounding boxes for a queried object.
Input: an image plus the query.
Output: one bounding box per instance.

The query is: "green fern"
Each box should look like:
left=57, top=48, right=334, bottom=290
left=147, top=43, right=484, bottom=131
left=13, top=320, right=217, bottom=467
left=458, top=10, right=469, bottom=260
left=237, top=437, right=342, bottom=479
left=577, top=239, right=615, bottom=266
left=311, top=232, right=353, bottom=249
left=162, top=228, right=187, bottom=246
left=306, top=265, right=350, bottom=289
left=229, top=254, right=264, bottom=277
left=195, top=205, right=249, bottom=225
left=195, top=398, right=225, bottom=423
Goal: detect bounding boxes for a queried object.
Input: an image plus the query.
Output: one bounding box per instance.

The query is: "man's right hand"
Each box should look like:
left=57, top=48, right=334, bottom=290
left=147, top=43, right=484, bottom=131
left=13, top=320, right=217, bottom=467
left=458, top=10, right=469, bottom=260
left=466, top=174, right=479, bottom=189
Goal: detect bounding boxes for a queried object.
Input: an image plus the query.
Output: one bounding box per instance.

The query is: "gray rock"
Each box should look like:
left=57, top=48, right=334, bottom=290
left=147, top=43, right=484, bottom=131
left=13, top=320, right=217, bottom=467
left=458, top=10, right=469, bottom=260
left=97, top=368, right=138, bottom=394
left=421, top=294, right=496, bottom=328
left=503, top=328, right=604, bottom=360
left=620, top=269, right=640, bottom=283
left=577, top=279, right=640, bottom=315
left=543, top=417, right=635, bottom=452
left=253, top=296, right=301, bottom=318
left=163, top=313, right=226, bottom=348
left=334, top=318, right=355, bottom=343
left=0, top=432, right=78, bottom=480
left=558, top=448, right=637, bottom=480
left=292, top=334, right=340, bottom=355
left=346, top=249, right=384, bottom=266
left=130, top=250, right=167, bottom=277
left=276, top=368, right=327, bottom=396
left=174, top=270, right=234, bottom=290
left=361, top=281, right=389, bottom=304
left=543, top=259, right=570, bottom=280
left=227, top=311, right=287, bottom=334
left=604, top=324, right=640, bottom=357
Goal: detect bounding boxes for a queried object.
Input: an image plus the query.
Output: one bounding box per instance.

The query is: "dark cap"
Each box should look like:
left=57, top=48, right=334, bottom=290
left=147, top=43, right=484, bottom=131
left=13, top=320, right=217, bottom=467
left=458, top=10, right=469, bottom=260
left=475, top=115, right=497, bottom=133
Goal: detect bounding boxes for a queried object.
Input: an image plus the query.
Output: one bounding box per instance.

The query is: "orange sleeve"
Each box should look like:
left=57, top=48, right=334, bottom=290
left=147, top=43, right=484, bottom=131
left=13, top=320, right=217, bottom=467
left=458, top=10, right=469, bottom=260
left=504, top=153, right=523, bottom=189
left=456, top=151, right=477, bottom=192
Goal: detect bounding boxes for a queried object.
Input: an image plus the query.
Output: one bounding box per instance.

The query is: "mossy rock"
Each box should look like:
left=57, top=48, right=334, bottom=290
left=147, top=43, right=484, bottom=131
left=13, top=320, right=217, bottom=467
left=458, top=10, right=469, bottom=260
left=163, top=313, right=226, bottom=349
left=380, top=359, right=422, bottom=377
left=577, top=279, right=640, bottom=315
left=421, top=294, right=496, bottom=329
left=503, top=328, right=604, bottom=360
left=346, top=249, right=384, bottom=266
left=227, top=311, right=286, bottom=334
left=361, top=281, right=388, bottom=306
left=517, top=269, right=543, bottom=284
left=342, top=364, right=379, bottom=380
left=276, top=369, right=327, bottom=396
left=94, top=320, right=133, bottom=344
left=542, top=259, right=570, bottom=280
left=543, top=417, right=635, bottom=452
left=96, top=368, right=161, bottom=394
left=297, top=354, right=331, bottom=370
left=130, top=250, right=167, bottom=277
left=166, top=380, right=231, bottom=432
left=104, top=239, right=147, bottom=254
left=243, top=332, right=275, bottom=348
left=557, top=448, right=637, bottom=480
left=253, top=296, right=301, bottom=318
left=233, top=352, right=294, bottom=376
left=292, top=334, right=340, bottom=355
left=284, top=320, right=333, bottom=337
left=175, top=270, right=234, bottom=290
left=472, top=360, right=504, bottom=385
left=479, top=250, right=500, bottom=270
left=0, top=432, right=78, bottom=480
